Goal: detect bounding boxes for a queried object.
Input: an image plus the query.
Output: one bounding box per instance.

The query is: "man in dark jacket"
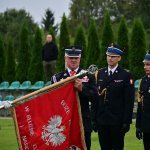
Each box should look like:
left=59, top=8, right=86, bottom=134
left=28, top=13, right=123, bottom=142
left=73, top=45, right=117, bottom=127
left=51, top=46, right=96, bottom=150
left=42, top=34, right=58, bottom=81
left=94, top=44, right=135, bottom=150
left=136, top=51, right=150, bottom=150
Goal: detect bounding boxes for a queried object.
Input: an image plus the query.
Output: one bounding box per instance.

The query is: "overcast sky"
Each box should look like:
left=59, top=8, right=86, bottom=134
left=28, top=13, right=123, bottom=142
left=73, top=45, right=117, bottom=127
left=0, top=0, right=70, bottom=25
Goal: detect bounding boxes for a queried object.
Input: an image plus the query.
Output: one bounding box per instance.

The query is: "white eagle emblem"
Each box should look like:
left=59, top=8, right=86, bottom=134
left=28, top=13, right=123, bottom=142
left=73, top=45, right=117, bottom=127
left=42, top=115, right=66, bottom=146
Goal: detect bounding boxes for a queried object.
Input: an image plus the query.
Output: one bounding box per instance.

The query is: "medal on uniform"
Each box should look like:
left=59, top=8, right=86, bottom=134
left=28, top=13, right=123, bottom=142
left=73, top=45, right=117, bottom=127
left=149, top=87, right=150, bottom=93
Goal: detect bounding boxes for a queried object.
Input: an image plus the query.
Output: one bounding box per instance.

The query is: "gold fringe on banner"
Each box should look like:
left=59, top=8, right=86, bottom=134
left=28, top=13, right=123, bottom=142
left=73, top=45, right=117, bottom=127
left=12, top=108, right=23, bottom=150
left=75, top=92, right=87, bottom=150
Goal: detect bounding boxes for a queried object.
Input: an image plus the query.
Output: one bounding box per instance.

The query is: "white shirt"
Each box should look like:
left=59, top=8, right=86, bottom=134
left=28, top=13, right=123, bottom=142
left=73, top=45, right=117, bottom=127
left=108, top=64, right=118, bottom=75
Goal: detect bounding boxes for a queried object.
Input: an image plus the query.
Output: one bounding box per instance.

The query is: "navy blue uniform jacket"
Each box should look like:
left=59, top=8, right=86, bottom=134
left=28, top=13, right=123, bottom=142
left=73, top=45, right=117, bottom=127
left=136, top=76, right=150, bottom=132
left=95, top=66, right=134, bottom=127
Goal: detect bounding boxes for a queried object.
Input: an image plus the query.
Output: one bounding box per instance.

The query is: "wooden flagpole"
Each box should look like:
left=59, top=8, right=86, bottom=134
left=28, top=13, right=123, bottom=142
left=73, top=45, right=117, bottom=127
left=0, top=70, right=87, bottom=109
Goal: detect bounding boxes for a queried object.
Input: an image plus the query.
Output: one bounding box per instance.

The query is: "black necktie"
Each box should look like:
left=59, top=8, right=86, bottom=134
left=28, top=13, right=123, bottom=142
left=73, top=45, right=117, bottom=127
left=109, top=70, right=112, bottom=76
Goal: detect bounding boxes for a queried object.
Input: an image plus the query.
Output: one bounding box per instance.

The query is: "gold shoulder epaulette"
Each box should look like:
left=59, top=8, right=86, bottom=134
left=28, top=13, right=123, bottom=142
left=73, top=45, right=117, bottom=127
left=137, top=79, right=143, bottom=103
left=95, top=70, right=99, bottom=84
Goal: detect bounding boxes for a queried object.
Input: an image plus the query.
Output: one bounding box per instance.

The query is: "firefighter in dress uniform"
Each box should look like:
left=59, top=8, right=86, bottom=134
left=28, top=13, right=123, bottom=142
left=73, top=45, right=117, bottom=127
left=94, top=44, right=135, bottom=150
left=136, top=51, right=150, bottom=150
left=51, top=46, right=96, bottom=150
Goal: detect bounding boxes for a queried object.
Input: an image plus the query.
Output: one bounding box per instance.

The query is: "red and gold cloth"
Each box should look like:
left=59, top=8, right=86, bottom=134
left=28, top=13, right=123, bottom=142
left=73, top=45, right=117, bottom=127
left=13, top=82, right=86, bottom=150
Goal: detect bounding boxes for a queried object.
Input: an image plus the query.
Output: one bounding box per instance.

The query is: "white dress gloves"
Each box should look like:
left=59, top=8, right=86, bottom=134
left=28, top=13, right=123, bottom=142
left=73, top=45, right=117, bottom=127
left=0, top=101, right=12, bottom=109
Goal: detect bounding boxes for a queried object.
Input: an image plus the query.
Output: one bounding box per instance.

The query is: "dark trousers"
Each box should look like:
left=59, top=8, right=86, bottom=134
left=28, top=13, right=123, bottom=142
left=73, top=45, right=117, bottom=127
left=143, top=132, right=150, bottom=150
left=98, top=125, right=125, bottom=150
left=43, top=60, right=57, bottom=81
left=85, top=131, right=91, bottom=150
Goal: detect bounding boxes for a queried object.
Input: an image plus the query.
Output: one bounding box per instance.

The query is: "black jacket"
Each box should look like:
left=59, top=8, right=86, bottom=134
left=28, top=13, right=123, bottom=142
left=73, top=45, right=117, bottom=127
left=42, top=42, right=58, bottom=61
left=51, top=68, right=97, bottom=131
left=95, top=66, right=135, bottom=127
left=136, top=76, right=150, bottom=132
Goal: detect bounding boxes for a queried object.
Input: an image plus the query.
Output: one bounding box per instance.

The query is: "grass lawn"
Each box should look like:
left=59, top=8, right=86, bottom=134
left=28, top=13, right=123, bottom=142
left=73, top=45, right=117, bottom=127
left=0, top=118, right=143, bottom=150
left=91, top=125, right=144, bottom=150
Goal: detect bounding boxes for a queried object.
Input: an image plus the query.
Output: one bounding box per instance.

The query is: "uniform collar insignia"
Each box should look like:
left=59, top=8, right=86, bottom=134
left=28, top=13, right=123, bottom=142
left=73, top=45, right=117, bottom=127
left=114, top=80, right=123, bottom=82
left=64, top=73, right=67, bottom=76
left=98, top=79, right=103, bottom=81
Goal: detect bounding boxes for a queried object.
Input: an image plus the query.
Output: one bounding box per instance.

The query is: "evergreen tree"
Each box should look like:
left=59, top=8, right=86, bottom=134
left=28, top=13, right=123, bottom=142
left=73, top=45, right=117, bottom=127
left=3, top=38, right=15, bottom=82
left=86, top=19, right=100, bottom=68
left=0, top=8, right=37, bottom=51
left=0, top=34, right=5, bottom=81
left=129, top=18, right=146, bottom=79
left=27, top=27, right=43, bottom=83
left=41, top=8, right=58, bottom=33
left=57, top=14, right=70, bottom=71
left=74, top=24, right=86, bottom=68
left=101, top=12, right=114, bottom=67
left=16, top=22, right=30, bottom=82
left=117, top=17, right=129, bottom=69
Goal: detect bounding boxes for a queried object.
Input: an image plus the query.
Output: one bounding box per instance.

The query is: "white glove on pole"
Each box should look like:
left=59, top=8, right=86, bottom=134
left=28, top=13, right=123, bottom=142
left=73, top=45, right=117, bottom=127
left=0, top=101, right=12, bottom=109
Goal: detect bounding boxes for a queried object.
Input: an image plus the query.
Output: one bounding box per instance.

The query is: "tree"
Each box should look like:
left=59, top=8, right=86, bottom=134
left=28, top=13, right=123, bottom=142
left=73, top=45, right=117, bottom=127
left=27, top=27, right=43, bottom=83
left=3, top=38, right=15, bottom=82
left=117, top=17, right=129, bottom=69
left=57, top=14, right=70, bottom=71
left=129, top=18, right=146, bottom=79
left=101, top=12, right=114, bottom=67
left=69, top=0, right=103, bottom=35
left=41, top=8, right=58, bottom=33
left=110, top=0, right=137, bottom=23
left=135, top=0, right=150, bottom=30
left=0, top=8, right=37, bottom=53
left=69, top=0, right=138, bottom=36
left=0, top=34, right=5, bottom=81
left=86, top=19, right=100, bottom=68
left=74, top=24, right=86, bottom=68
left=16, top=22, right=30, bottom=82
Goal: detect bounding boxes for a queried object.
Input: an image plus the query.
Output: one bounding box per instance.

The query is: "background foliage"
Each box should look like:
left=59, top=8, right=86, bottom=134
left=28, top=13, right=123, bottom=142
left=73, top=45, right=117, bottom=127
left=0, top=0, right=150, bottom=81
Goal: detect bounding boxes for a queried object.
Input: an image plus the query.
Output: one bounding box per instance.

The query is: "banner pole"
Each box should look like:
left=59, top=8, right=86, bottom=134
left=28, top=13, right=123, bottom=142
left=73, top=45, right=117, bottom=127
left=0, top=70, right=87, bottom=109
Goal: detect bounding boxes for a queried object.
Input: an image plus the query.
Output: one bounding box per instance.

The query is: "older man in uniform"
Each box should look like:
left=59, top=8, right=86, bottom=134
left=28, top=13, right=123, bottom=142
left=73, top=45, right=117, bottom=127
left=94, top=44, right=135, bottom=150
left=136, top=51, right=150, bottom=150
left=51, top=46, right=96, bottom=150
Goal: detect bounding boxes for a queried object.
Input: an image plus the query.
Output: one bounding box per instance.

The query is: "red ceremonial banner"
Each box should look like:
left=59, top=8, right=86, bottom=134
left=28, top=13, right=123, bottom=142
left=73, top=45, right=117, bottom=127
left=13, top=82, right=86, bottom=150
